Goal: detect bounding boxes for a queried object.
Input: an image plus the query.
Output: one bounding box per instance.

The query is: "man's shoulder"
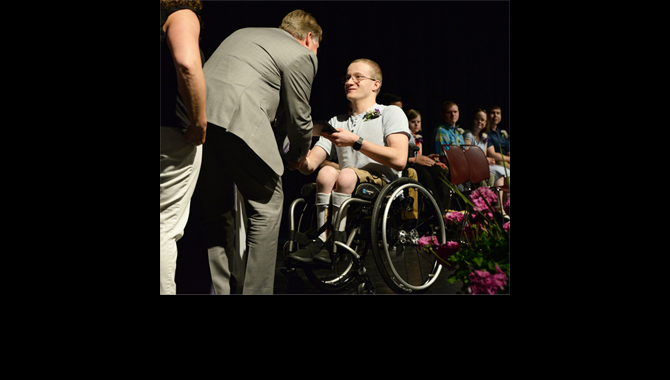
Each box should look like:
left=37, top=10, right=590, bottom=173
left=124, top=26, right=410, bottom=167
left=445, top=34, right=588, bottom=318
left=379, top=104, right=403, bottom=116
left=227, top=27, right=295, bottom=46
left=435, top=125, right=449, bottom=134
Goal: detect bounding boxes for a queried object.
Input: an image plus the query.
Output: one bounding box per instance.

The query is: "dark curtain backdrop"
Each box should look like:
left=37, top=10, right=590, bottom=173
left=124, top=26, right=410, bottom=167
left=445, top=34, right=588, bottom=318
left=199, top=1, right=510, bottom=144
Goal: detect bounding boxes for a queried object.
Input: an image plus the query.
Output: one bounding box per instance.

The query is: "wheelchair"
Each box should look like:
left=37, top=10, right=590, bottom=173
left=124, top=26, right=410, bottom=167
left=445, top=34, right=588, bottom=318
left=281, top=144, right=447, bottom=294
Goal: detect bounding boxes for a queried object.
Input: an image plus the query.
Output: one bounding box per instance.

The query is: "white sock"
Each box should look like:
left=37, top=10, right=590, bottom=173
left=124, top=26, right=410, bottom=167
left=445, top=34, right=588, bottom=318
left=316, top=192, right=331, bottom=242
left=331, top=191, right=352, bottom=236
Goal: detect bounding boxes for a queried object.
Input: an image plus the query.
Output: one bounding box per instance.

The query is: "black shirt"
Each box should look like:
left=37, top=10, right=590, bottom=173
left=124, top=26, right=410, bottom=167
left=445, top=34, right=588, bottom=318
left=160, top=5, right=205, bottom=129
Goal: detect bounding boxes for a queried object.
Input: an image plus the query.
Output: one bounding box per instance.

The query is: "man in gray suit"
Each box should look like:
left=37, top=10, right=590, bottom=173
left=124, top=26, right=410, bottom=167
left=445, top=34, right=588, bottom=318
left=194, top=10, right=322, bottom=294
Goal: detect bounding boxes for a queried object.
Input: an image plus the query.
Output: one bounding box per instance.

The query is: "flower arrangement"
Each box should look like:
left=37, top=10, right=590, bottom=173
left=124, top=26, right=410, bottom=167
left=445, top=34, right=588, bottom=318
left=469, top=266, right=508, bottom=295
left=419, top=178, right=510, bottom=294
left=364, top=108, right=381, bottom=121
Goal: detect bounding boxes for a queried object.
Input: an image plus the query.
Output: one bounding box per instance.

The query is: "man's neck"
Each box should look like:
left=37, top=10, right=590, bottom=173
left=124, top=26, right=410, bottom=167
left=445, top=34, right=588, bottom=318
left=351, top=98, right=378, bottom=116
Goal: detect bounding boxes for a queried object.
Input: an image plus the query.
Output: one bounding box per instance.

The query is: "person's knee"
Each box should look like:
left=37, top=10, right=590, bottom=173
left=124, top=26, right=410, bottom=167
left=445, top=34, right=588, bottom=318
left=335, top=168, right=358, bottom=194
left=316, top=166, right=338, bottom=192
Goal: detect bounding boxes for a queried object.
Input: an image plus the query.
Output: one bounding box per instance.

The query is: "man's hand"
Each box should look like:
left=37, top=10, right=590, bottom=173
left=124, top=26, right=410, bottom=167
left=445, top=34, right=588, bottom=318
left=321, top=128, right=358, bottom=147
left=415, top=154, right=435, bottom=167
left=288, top=149, right=310, bottom=171
left=183, top=122, right=206, bottom=146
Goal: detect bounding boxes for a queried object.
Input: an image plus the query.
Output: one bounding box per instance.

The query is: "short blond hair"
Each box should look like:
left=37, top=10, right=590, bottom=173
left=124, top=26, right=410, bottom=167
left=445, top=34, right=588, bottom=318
left=279, top=9, right=323, bottom=43
left=350, top=58, right=383, bottom=92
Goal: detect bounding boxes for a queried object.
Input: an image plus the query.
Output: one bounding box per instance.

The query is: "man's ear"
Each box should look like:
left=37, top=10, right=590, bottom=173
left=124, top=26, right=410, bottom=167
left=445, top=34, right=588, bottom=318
left=305, top=32, right=314, bottom=46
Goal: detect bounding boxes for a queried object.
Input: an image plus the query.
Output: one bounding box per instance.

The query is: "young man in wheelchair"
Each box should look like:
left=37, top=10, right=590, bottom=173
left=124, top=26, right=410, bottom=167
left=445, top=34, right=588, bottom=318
left=289, top=58, right=411, bottom=264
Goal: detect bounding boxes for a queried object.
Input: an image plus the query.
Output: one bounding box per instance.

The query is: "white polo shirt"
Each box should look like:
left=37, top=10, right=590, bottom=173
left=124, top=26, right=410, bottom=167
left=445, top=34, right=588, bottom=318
left=315, top=104, right=411, bottom=183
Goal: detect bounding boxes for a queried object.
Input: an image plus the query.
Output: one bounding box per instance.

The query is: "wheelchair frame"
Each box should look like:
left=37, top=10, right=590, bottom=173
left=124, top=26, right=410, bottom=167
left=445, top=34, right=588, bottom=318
left=282, top=174, right=447, bottom=294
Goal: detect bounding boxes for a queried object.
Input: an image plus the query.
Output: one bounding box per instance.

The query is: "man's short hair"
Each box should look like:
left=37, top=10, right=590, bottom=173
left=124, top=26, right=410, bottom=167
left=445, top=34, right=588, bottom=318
left=279, top=9, right=323, bottom=43
left=441, top=101, right=458, bottom=114
left=350, top=58, right=383, bottom=93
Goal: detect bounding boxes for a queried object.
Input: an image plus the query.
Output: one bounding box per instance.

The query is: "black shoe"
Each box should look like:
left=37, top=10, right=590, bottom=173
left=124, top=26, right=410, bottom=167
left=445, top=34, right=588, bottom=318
left=288, top=238, right=326, bottom=264
left=313, top=249, right=331, bottom=265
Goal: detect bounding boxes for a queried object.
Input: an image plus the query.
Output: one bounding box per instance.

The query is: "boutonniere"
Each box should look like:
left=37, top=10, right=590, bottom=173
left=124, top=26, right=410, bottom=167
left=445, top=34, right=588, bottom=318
left=501, top=130, right=509, bottom=139
left=481, top=132, right=488, bottom=143
left=415, top=134, right=423, bottom=144
left=456, top=128, right=464, bottom=135
left=364, top=108, right=381, bottom=121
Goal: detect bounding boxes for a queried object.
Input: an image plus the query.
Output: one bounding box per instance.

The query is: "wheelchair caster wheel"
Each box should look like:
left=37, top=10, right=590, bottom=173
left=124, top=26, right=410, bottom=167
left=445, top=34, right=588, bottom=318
left=357, top=282, right=375, bottom=294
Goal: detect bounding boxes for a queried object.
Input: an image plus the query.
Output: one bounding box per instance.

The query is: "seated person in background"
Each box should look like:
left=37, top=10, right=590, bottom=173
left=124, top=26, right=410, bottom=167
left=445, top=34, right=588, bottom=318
left=378, top=93, right=403, bottom=110
left=434, top=100, right=465, bottom=155
left=463, top=108, right=510, bottom=194
left=486, top=105, right=510, bottom=167
left=406, top=109, right=450, bottom=215
left=290, top=58, right=411, bottom=264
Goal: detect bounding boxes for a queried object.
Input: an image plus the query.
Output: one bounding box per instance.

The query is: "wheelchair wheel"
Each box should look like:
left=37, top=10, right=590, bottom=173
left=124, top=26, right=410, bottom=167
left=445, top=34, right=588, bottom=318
left=303, top=228, right=365, bottom=292
left=371, top=178, right=445, bottom=294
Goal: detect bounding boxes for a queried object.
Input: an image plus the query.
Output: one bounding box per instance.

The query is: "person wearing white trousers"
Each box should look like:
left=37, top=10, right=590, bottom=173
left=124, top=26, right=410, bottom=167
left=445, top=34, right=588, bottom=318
left=160, top=128, right=202, bottom=294
left=160, top=3, right=207, bottom=294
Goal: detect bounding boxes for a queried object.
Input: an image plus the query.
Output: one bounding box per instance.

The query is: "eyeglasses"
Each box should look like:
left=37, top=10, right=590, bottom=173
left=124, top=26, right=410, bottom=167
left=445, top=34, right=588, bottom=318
left=341, top=75, right=378, bottom=84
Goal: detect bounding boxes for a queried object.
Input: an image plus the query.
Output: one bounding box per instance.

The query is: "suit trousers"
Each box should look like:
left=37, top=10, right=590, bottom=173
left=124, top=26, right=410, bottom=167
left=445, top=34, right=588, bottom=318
left=160, top=126, right=202, bottom=295
left=194, top=125, right=283, bottom=294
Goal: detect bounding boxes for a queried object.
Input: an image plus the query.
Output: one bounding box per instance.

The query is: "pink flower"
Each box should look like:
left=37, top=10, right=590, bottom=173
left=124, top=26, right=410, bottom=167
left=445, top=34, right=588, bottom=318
left=492, top=266, right=508, bottom=289
left=435, top=241, right=460, bottom=270
left=503, top=221, right=510, bottom=232
left=472, top=198, right=494, bottom=219
left=470, top=188, right=497, bottom=220
left=468, top=265, right=507, bottom=295
left=503, top=197, right=510, bottom=215
left=471, top=187, right=497, bottom=205
left=445, top=211, right=464, bottom=224
left=417, top=235, right=438, bottom=250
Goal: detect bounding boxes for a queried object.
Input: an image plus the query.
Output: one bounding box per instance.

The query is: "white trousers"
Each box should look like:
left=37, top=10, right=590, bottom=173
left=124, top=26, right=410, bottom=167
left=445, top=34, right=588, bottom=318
left=160, top=127, right=202, bottom=294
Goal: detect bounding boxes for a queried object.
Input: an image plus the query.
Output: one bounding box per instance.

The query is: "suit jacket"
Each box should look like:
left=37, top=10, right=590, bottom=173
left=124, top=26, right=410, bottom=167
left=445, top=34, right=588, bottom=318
left=204, top=27, right=318, bottom=176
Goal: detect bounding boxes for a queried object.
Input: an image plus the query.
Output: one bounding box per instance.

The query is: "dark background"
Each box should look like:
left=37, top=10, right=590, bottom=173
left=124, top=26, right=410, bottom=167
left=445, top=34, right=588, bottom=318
left=174, top=0, right=510, bottom=293
left=198, top=0, right=510, bottom=145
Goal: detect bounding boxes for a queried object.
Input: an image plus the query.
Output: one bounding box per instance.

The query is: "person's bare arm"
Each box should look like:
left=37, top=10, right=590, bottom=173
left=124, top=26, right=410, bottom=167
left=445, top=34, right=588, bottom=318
left=486, top=145, right=510, bottom=163
left=165, top=9, right=207, bottom=145
left=297, top=146, right=328, bottom=175
left=322, top=129, right=409, bottom=171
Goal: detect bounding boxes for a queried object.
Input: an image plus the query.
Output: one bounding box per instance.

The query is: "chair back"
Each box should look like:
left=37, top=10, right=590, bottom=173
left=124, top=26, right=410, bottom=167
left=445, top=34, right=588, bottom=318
left=440, top=144, right=469, bottom=186
left=463, top=145, right=490, bottom=184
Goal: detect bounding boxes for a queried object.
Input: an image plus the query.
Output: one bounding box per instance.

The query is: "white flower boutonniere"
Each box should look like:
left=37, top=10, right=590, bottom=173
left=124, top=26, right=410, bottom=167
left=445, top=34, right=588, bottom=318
left=364, top=108, right=381, bottom=121
left=456, top=128, right=464, bottom=135
left=501, top=130, right=509, bottom=139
